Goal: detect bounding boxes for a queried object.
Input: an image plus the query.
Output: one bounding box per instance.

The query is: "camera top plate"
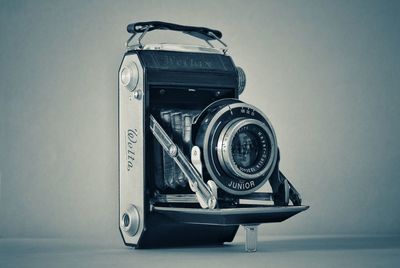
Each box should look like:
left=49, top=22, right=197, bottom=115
left=134, top=43, right=224, bottom=54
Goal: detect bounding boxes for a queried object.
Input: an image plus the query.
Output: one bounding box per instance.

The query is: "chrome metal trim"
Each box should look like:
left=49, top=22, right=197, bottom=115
left=129, top=43, right=225, bottom=54
left=243, top=225, right=258, bottom=252
left=208, top=31, right=228, bottom=54
left=152, top=205, right=310, bottom=216
left=154, top=194, right=199, bottom=203
left=125, top=32, right=137, bottom=49
left=216, top=118, right=241, bottom=177
left=236, top=66, right=246, bottom=95
left=137, top=26, right=150, bottom=48
left=191, top=146, right=203, bottom=176
left=120, top=205, right=140, bottom=236
left=239, top=192, right=273, bottom=201
left=153, top=192, right=272, bottom=204
left=119, top=54, right=145, bottom=244
left=120, top=62, right=139, bottom=91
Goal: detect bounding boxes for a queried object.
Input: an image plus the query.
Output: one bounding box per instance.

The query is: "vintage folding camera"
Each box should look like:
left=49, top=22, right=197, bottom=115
left=118, top=21, right=308, bottom=251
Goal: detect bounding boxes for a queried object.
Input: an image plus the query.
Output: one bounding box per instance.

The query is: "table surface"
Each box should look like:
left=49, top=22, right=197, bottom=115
left=1, top=235, right=399, bottom=268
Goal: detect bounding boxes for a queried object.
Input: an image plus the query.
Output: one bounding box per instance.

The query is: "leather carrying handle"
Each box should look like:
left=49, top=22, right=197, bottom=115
left=127, top=21, right=222, bottom=40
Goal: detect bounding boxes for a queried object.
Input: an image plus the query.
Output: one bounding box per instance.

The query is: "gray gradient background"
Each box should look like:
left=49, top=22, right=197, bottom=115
left=1, top=0, right=399, bottom=246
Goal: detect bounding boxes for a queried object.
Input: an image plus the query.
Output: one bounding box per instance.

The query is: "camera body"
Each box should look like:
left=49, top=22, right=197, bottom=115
left=119, top=22, right=308, bottom=251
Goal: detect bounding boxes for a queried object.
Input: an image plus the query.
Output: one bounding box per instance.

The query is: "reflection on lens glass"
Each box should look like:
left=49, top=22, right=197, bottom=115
left=231, top=131, right=259, bottom=168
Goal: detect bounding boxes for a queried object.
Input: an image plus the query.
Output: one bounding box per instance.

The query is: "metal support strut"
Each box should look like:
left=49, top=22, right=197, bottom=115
left=150, top=115, right=217, bottom=209
left=243, top=225, right=259, bottom=252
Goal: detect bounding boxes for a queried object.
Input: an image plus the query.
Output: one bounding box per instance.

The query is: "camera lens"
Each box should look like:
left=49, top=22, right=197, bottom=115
left=217, top=119, right=273, bottom=180
left=194, top=99, right=278, bottom=195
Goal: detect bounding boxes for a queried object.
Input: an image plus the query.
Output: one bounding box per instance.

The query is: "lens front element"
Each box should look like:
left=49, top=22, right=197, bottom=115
left=232, top=130, right=259, bottom=168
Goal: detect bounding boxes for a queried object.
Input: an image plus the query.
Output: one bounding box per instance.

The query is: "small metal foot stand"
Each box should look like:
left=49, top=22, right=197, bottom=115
left=243, top=225, right=258, bottom=252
